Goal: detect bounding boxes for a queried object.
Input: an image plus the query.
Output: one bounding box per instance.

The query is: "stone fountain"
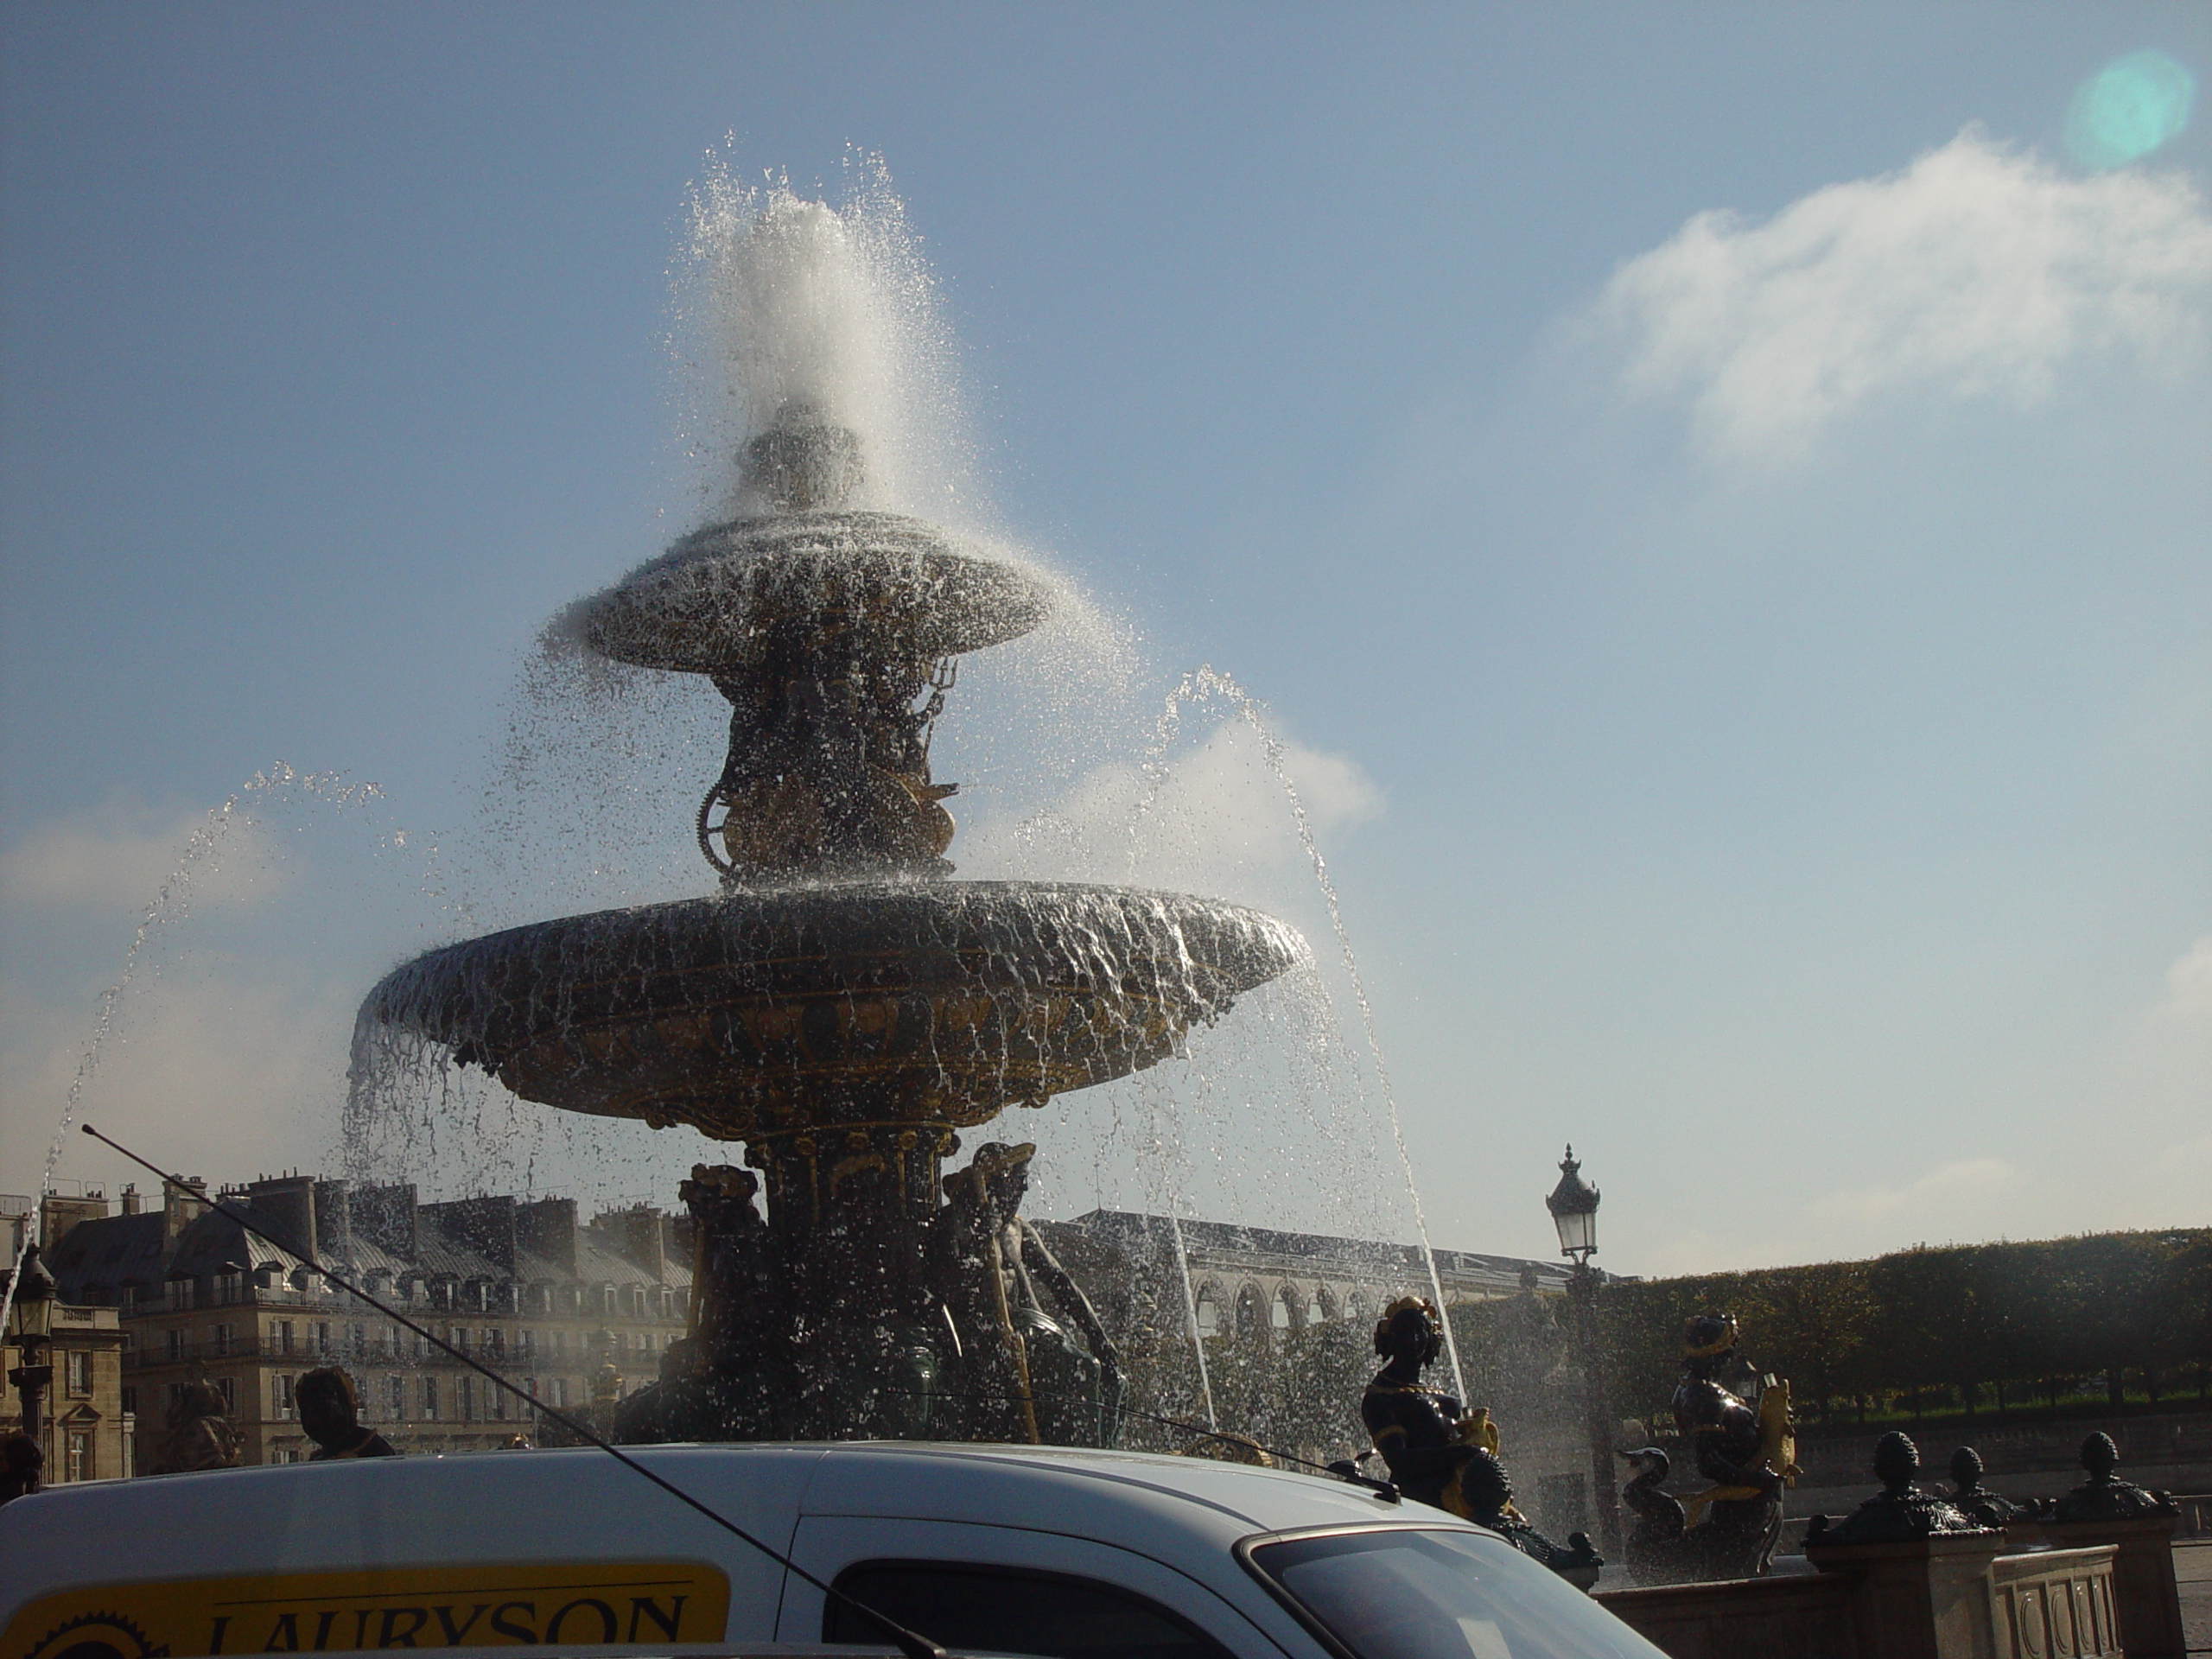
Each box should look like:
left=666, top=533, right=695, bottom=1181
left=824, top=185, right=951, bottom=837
left=359, top=396, right=1306, bottom=1446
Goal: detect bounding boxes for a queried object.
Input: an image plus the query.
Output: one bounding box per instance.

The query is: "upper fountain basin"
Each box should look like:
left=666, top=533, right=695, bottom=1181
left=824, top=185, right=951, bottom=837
left=574, top=511, right=1054, bottom=675
left=359, top=880, right=1309, bottom=1141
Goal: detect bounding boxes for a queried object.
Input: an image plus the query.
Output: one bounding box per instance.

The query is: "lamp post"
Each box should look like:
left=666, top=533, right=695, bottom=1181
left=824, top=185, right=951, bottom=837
left=6, top=1243, right=58, bottom=1459
left=1546, top=1147, right=1620, bottom=1558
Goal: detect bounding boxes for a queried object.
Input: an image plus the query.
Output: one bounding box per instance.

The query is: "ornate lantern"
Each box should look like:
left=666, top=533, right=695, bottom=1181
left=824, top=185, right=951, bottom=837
left=1545, top=1146, right=1600, bottom=1263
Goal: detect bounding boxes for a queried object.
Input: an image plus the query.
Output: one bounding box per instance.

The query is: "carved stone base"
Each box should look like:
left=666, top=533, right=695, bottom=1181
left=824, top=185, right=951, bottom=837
left=2007, top=1516, right=2183, bottom=1659
left=1805, top=1534, right=2009, bottom=1659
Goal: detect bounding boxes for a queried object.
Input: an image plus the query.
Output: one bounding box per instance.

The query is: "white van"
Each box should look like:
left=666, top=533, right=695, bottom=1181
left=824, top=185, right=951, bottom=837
left=0, top=1443, right=1661, bottom=1659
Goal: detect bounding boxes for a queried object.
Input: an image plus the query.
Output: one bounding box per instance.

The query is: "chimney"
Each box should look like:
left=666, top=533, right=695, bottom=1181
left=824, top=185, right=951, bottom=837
left=120, top=1184, right=143, bottom=1216
left=162, top=1177, right=211, bottom=1260
left=314, top=1179, right=353, bottom=1266
left=596, top=1205, right=667, bottom=1281
left=40, top=1191, right=110, bottom=1252
left=245, top=1174, right=318, bottom=1260
left=352, top=1183, right=418, bottom=1257
left=518, top=1198, right=579, bottom=1274
left=421, top=1196, right=518, bottom=1274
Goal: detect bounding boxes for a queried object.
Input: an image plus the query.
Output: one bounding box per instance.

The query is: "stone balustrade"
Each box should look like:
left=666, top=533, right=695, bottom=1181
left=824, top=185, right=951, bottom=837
left=1596, top=1537, right=2133, bottom=1659
left=1597, top=1570, right=1857, bottom=1657
left=1990, top=1547, right=2122, bottom=1659
left=2006, top=1516, right=2184, bottom=1659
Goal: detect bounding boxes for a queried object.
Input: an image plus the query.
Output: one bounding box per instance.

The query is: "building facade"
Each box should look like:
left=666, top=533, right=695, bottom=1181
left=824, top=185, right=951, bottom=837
left=22, top=1175, right=1614, bottom=1534
left=0, top=1262, right=131, bottom=1488
left=36, top=1175, right=691, bottom=1470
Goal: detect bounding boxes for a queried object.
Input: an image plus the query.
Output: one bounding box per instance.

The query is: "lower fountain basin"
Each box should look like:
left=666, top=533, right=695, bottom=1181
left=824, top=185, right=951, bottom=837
left=360, top=880, right=1307, bottom=1141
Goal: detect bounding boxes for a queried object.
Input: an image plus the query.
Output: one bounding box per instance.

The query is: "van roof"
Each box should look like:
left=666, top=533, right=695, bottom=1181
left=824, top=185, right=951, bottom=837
left=1, top=1441, right=1440, bottom=1619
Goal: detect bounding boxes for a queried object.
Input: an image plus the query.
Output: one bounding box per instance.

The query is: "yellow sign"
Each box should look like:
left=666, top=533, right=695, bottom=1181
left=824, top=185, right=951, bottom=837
left=3, top=1561, right=730, bottom=1657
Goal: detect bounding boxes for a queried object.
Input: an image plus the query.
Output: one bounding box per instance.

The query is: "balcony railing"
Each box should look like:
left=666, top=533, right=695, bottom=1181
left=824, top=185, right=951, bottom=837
left=121, top=1337, right=541, bottom=1371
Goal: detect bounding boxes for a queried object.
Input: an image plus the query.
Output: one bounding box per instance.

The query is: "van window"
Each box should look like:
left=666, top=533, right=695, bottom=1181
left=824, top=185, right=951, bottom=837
left=1245, top=1529, right=1663, bottom=1659
left=827, top=1561, right=1234, bottom=1659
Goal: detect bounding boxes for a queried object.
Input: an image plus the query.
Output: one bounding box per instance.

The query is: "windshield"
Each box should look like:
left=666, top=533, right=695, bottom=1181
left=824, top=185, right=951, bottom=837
left=1247, top=1530, right=1665, bottom=1659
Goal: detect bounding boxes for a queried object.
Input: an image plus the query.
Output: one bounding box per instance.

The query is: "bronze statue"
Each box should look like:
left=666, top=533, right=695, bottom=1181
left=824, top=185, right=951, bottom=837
left=149, top=1376, right=242, bottom=1474
left=1358, top=1300, right=1601, bottom=1580
left=614, top=1165, right=789, bottom=1444
left=1947, top=1446, right=2022, bottom=1527
left=296, top=1367, right=398, bottom=1461
left=1663, top=1314, right=1795, bottom=1579
left=929, top=1142, right=1122, bottom=1445
left=1359, top=1298, right=1505, bottom=1516
left=2051, top=1432, right=2177, bottom=1523
left=1618, top=1445, right=1689, bottom=1583
left=1806, top=1433, right=1988, bottom=1545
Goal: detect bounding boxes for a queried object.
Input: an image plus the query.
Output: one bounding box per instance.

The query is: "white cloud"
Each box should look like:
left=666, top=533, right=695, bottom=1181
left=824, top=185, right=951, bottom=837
left=0, top=802, right=295, bottom=912
left=1640, top=1158, right=2043, bottom=1274
left=1594, top=130, right=2212, bottom=463
left=0, top=968, right=354, bottom=1195
left=963, top=719, right=1382, bottom=903
left=1799, top=1155, right=2024, bottom=1233
left=2155, top=934, right=2212, bottom=1021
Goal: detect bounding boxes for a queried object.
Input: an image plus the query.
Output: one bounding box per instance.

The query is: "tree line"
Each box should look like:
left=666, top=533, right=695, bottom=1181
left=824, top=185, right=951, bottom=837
left=1077, top=1227, right=2209, bottom=1466
left=1582, top=1229, right=2211, bottom=1431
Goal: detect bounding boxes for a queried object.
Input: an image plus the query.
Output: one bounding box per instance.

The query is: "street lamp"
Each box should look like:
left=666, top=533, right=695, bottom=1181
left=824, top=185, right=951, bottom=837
left=7, top=1243, right=58, bottom=1458
left=1544, top=1147, right=1620, bottom=1558
left=1546, top=1145, right=1599, bottom=1262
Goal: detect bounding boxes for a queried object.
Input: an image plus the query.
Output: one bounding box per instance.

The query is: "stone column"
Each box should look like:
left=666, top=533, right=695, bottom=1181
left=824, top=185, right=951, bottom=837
left=1806, top=1533, right=2009, bottom=1659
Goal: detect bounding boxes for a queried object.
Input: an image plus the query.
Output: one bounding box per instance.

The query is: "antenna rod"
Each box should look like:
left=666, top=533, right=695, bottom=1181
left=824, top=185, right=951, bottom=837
left=80, top=1124, right=947, bottom=1659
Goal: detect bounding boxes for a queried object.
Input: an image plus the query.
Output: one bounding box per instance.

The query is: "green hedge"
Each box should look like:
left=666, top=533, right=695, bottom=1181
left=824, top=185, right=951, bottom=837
left=1581, top=1229, right=2211, bottom=1428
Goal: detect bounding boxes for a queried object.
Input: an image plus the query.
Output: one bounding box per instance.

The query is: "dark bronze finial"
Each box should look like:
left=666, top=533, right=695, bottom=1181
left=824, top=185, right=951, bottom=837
left=1809, top=1428, right=1988, bottom=1545
left=1547, top=1146, right=1599, bottom=1215
left=2053, top=1430, right=2177, bottom=1522
left=1947, top=1444, right=2022, bottom=1526
left=1874, top=1431, right=1919, bottom=1492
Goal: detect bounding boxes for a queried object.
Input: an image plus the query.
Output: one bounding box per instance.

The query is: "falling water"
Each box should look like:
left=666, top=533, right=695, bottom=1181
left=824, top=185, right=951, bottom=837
left=674, top=149, right=980, bottom=525
left=1167, top=1212, right=1219, bottom=1431
left=1, top=764, right=389, bottom=1337
left=1131, top=665, right=1471, bottom=1405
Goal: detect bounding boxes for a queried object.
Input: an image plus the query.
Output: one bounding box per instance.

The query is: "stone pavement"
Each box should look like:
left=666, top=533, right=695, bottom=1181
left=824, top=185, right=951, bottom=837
left=2177, top=1541, right=2209, bottom=1656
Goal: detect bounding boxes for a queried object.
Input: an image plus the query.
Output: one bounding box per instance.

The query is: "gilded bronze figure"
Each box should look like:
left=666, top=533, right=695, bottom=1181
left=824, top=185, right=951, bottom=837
left=1663, top=1313, right=1795, bottom=1579
left=930, top=1141, right=1123, bottom=1446
left=1362, top=1297, right=1480, bottom=1514
left=1618, top=1445, right=1689, bottom=1584
left=149, top=1376, right=242, bottom=1474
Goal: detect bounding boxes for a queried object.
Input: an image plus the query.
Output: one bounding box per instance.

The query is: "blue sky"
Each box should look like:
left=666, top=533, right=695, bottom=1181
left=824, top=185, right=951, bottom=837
left=3, top=4, right=2207, bottom=1274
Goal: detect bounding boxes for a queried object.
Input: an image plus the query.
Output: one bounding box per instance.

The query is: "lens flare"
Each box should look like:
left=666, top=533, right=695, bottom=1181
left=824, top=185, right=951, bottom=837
left=2064, top=50, right=2196, bottom=169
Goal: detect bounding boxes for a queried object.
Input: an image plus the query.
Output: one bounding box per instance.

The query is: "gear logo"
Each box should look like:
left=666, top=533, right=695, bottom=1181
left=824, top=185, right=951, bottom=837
left=22, top=1612, right=168, bottom=1659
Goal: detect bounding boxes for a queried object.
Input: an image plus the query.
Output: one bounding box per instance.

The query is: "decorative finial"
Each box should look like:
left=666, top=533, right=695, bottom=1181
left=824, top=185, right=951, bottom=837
left=741, top=399, right=863, bottom=512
